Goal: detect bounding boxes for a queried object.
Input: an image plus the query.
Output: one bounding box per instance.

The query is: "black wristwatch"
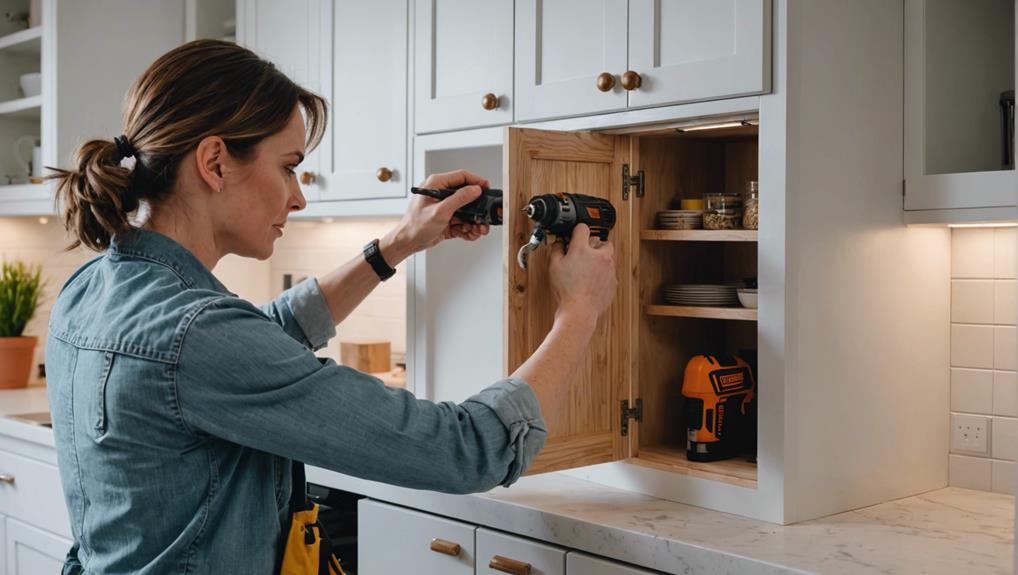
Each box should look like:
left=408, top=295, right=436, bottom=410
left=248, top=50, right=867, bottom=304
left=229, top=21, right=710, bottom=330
left=363, top=239, right=396, bottom=281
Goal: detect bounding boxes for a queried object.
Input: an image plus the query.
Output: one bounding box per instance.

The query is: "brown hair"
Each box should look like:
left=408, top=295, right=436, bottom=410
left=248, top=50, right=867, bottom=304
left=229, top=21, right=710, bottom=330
left=50, top=39, right=328, bottom=252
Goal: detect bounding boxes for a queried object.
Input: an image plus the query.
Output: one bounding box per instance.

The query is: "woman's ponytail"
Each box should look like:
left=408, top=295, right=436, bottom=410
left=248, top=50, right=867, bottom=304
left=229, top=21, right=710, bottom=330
left=50, top=137, right=138, bottom=252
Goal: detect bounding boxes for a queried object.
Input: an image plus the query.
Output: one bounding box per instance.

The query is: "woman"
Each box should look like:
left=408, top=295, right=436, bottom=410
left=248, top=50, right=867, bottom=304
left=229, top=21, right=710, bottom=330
left=46, top=40, right=615, bottom=574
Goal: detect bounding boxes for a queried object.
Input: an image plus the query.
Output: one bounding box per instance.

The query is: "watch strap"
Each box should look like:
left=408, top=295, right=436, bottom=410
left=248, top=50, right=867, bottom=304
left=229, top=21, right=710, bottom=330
left=363, top=239, right=396, bottom=281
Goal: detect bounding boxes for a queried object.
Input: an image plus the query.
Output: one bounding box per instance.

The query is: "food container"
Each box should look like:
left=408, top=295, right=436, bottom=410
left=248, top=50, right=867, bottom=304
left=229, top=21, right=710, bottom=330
left=704, top=193, right=742, bottom=229
left=680, top=198, right=705, bottom=211
left=743, top=181, right=759, bottom=230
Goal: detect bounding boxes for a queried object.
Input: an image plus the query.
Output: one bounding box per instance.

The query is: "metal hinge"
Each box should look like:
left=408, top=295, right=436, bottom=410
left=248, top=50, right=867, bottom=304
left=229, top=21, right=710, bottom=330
left=620, top=399, right=643, bottom=436
left=622, top=164, right=645, bottom=201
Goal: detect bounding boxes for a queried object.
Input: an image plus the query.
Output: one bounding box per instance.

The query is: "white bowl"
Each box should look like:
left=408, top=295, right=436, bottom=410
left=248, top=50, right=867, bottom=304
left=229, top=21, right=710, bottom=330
left=19, top=73, right=41, bottom=98
left=737, top=289, right=758, bottom=309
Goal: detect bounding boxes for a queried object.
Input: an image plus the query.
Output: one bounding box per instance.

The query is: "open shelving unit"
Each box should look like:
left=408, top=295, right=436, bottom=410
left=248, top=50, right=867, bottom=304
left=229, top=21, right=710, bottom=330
left=0, top=2, right=43, bottom=195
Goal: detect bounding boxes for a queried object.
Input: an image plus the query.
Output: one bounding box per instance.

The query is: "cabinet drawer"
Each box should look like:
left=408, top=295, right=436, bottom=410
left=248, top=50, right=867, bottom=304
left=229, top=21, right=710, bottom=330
left=6, top=517, right=71, bottom=574
left=477, top=527, right=566, bottom=575
left=567, top=551, right=661, bottom=574
left=0, top=450, right=71, bottom=539
left=358, top=499, right=475, bottom=575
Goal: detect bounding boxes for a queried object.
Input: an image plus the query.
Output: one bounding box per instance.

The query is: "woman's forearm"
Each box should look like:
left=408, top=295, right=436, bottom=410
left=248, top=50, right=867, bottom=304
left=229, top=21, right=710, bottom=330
left=510, top=312, right=599, bottom=393
left=316, top=228, right=412, bottom=326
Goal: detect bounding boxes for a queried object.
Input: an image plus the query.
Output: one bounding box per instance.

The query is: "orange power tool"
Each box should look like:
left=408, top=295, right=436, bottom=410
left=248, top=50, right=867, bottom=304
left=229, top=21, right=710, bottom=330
left=682, top=355, right=757, bottom=462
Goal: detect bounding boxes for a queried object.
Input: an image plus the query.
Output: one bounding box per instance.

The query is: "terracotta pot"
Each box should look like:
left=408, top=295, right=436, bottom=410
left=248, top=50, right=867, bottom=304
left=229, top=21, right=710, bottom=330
left=0, top=336, right=37, bottom=389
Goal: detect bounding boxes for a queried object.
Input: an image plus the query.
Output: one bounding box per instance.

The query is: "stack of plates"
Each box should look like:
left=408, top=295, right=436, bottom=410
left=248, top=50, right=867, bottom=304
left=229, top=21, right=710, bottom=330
left=663, top=284, right=739, bottom=307
left=656, top=210, right=703, bottom=230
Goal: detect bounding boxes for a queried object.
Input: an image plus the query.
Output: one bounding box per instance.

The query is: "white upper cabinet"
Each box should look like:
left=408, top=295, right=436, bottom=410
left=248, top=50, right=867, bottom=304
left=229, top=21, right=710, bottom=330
left=238, top=0, right=328, bottom=199
left=627, top=0, right=771, bottom=109
left=319, top=0, right=408, bottom=201
left=904, top=0, right=1016, bottom=217
left=514, top=0, right=628, bottom=122
left=414, top=0, right=514, bottom=133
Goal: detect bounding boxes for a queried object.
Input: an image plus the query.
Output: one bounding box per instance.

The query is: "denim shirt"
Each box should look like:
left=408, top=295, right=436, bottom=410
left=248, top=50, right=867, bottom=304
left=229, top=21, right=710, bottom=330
left=45, top=228, right=546, bottom=574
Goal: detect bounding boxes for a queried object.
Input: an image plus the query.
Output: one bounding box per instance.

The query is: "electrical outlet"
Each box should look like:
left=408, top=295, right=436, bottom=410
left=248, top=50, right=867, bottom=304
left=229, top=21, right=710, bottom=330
left=951, top=414, right=990, bottom=455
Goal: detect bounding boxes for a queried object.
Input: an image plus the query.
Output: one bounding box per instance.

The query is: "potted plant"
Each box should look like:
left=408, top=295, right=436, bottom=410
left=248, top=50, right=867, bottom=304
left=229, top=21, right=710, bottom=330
left=0, top=261, right=44, bottom=389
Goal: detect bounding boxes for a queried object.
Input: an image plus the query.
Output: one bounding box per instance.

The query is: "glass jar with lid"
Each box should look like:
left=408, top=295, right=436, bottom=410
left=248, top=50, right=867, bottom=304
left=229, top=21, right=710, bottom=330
left=743, top=181, right=759, bottom=230
left=704, top=193, right=742, bottom=229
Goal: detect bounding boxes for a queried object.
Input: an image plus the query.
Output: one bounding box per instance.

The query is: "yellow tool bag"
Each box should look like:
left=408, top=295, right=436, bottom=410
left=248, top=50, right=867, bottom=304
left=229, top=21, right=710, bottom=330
left=278, top=462, right=346, bottom=575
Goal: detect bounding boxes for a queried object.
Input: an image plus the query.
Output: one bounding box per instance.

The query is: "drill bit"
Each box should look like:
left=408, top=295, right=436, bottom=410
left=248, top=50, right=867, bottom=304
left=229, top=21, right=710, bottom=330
left=516, top=226, right=546, bottom=270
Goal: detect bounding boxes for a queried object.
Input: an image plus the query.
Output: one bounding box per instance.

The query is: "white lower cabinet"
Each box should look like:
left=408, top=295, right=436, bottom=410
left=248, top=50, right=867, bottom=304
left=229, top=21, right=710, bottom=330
left=358, top=499, right=476, bottom=575
left=566, top=551, right=658, bottom=575
left=476, top=527, right=565, bottom=575
left=5, top=517, right=69, bottom=575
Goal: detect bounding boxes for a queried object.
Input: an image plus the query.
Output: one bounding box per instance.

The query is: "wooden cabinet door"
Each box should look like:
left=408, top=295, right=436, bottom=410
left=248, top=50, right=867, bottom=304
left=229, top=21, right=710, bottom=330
left=626, top=0, right=771, bottom=109
left=505, top=128, right=632, bottom=475
left=476, top=528, right=566, bottom=575
left=238, top=0, right=329, bottom=200
left=319, top=0, right=408, bottom=202
left=5, top=518, right=70, bottom=575
left=567, top=551, right=660, bottom=574
left=514, top=0, right=628, bottom=122
left=414, top=0, right=513, bottom=133
left=358, top=499, right=476, bottom=575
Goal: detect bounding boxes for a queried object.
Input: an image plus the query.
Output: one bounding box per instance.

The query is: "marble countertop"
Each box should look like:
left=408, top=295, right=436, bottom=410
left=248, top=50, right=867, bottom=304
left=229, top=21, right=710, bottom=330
left=4, top=388, right=1013, bottom=574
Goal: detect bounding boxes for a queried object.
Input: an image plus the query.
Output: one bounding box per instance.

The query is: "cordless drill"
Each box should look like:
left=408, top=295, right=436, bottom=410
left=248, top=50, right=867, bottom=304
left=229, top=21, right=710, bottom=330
left=682, top=355, right=757, bottom=462
left=410, top=187, right=616, bottom=269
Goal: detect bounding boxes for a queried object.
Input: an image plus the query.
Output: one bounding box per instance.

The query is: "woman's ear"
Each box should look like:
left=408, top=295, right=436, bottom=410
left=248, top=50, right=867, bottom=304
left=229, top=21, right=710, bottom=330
left=194, top=135, right=227, bottom=193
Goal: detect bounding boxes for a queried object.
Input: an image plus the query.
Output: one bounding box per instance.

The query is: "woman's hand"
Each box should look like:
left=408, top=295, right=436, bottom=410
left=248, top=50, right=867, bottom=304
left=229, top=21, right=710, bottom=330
left=381, top=170, right=493, bottom=263
left=548, top=224, right=617, bottom=328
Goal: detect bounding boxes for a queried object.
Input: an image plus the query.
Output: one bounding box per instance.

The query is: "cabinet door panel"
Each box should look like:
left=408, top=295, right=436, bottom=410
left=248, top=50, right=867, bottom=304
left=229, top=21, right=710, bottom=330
left=415, top=0, right=513, bottom=133
left=323, top=0, right=408, bottom=201
left=358, top=499, right=475, bottom=575
left=567, top=551, right=660, bottom=574
left=0, top=449, right=70, bottom=539
left=5, top=518, right=70, bottom=575
left=515, top=0, right=628, bottom=122
left=240, top=0, right=328, bottom=199
left=505, top=128, right=631, bottom=474
left=627, top=0, right=771, bottom=108
left=477, top=527, right=565, bottom=575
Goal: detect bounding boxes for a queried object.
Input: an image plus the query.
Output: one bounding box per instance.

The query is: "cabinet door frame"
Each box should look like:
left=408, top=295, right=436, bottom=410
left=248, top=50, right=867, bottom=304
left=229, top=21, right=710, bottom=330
left=5, top=517, right=71, bottom=574
left=903, top=0, right=1017, bottom=212
left=318, top=0, right=409, bottom=203
left=626, top=0, right=772, bottom=110
left=414, top=0, right=514, bottom=134
left=514, top=0, right=628, bottom=123
left=504, top=127, right=632, bottom=474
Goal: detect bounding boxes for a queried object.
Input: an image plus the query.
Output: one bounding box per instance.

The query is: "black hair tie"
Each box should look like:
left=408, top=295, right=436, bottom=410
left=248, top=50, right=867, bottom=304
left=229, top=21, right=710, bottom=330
left=113, top=135, right=136, bottom=160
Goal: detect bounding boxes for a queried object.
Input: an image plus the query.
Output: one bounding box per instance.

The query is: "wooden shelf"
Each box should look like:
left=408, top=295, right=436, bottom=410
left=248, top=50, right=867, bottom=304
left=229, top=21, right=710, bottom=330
left=631, top=444, right=757, bottom=489
left=645, top=304, right=757, bottom=321
left=0, top=27, right=41, bottom=55
left=0, top=95, right=41, bottom=119
left=641, top=229, right=758, bottom=242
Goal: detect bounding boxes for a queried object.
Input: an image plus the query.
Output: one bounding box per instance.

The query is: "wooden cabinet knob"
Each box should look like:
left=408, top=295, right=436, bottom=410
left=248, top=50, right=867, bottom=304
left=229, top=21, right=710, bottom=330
left=481, top=92, right=499, bottom=110
left=300, top=171, right=317, bottom=186
left=620, top=70, right=642, bottom=91
left=376, top=167, right=393, bottom=182
left=429, top=538, right=461, bottom=557
left=596, top=72, right=615, bottom=92
left=489, top=555, right=532, bottom=575
left=0, top=474, right=14, bottom=485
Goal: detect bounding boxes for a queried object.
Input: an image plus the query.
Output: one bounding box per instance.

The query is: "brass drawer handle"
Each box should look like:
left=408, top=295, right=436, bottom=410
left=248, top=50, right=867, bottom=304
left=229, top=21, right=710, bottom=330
left=481, top=92, right=499, bottom=110
left=596, top=72, right=615, bottom=92
left=489, top=555, right=531, bottom=575
left=429, top=538, right=461, bottom=557
left=0, top=474, right=15, bottom=485
left=376, top=167, right=394, bottom=182
left=300, top=171, right=317, bottom=186
left=620, top=70, right=642, bottom=91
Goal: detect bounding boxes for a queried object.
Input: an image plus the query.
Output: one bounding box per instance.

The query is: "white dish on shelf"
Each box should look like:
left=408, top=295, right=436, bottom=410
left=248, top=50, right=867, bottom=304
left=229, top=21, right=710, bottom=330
left=19, top=72, right=40, bottom=97
left=737, top=289, right=758, bottom=309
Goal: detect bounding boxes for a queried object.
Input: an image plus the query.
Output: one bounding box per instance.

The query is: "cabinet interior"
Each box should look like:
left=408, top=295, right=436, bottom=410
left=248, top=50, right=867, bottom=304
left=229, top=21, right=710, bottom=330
left=629, top=124, right=760, bottom=489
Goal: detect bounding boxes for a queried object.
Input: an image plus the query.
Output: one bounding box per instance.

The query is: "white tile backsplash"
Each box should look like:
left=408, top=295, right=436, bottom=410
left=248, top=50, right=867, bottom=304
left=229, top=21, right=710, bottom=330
left=951, top=324, right=995, bottom=368
left=949, top=454, right=992, bottom=490
left=952, top=280, right=995, bottom=324
left=949, top=228, right=1018, bottom=493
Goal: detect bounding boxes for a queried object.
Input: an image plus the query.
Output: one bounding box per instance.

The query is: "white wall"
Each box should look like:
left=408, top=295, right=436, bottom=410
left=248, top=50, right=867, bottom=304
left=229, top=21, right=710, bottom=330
left=0, top=215, right=405, bottom=386
left=948, top=227, right=1017, bottom=494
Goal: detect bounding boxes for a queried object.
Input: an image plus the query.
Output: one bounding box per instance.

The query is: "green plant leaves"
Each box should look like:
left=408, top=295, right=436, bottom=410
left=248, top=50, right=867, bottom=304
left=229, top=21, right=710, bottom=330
left=0, top=261, right=44, bottom=338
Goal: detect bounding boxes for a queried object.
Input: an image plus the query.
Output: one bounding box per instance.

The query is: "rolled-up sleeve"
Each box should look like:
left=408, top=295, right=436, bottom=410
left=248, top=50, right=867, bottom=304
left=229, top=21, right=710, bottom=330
left=257, top=278, right=336, bottom=352
left=174, top=296, right=546, bottom=493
